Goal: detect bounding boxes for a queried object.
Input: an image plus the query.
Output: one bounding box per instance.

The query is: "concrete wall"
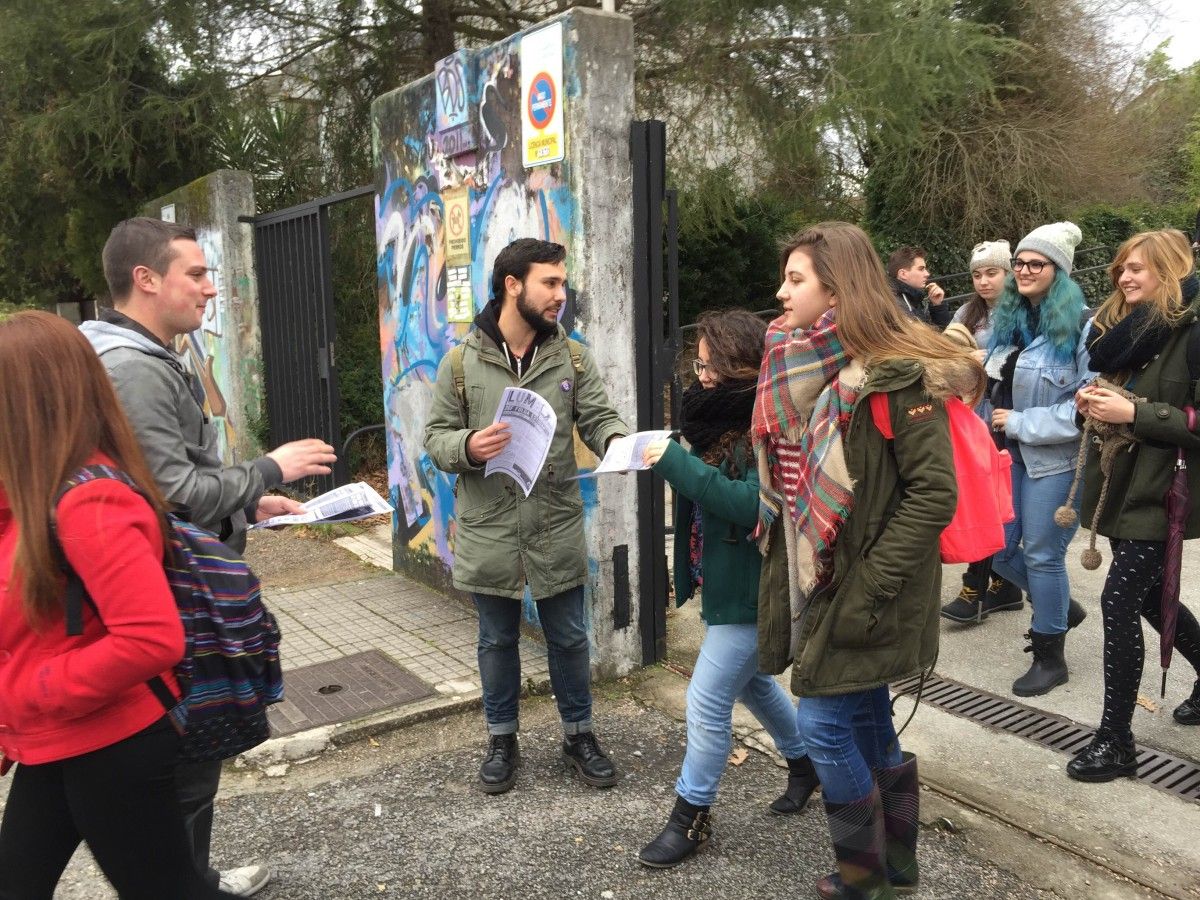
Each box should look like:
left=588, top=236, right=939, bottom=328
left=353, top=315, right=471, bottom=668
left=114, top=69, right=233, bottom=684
left=143, top=170, right=264, bottom=465
left=372, top=9, right=643, bottom=676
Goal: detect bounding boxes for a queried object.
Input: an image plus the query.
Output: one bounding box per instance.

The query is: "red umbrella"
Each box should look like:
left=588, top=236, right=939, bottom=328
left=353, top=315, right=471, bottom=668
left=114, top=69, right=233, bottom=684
left=1161, top=407, right=1196, bottom=697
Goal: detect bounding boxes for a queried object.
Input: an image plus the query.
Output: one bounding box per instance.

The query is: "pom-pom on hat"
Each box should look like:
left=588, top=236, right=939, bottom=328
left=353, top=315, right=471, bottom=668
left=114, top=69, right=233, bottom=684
left=1015, top=221, right=1083, bottom=275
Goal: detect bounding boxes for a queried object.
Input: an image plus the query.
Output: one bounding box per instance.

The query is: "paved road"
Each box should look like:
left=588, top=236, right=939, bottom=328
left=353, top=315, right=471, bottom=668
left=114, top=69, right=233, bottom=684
left=46, top=694, right=1042, bottom=899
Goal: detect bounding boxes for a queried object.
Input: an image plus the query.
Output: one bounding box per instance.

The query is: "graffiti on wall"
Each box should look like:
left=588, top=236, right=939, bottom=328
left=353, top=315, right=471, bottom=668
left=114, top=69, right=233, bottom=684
left=375, top=35, right=594, bottom=601
left=176, top=227, right=239, bottom=462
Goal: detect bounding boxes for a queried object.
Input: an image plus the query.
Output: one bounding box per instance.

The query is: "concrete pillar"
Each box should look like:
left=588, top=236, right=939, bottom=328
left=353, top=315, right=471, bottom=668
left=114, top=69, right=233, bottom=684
left=142, top=171, right=265, bottom=465
left=372, top=9, right=642, bottom=676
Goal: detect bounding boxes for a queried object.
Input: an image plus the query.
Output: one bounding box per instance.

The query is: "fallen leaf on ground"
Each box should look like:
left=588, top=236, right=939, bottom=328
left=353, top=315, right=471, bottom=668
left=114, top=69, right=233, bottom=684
left=729, top=748, right=749, bottom=766
left=1136, top=694, right=1159, bottom=712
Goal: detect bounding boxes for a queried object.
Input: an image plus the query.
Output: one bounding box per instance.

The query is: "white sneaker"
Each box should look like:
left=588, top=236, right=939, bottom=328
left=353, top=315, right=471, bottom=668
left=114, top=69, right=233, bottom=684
left=218, top=865, right=271, bottom=897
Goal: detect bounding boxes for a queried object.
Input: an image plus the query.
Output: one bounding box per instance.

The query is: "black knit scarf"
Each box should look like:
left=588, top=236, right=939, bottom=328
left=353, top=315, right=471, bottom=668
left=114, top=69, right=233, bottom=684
left=680, top=378, right=757, bottom=455
left=1087, top=273, right=1200, bottom=375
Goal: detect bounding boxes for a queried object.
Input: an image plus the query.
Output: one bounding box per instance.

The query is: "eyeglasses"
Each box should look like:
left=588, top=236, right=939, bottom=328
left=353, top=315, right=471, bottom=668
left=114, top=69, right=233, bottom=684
left=692, top=358, right=713, bottom=377
left=1011, top=258, right=1052, bottom=274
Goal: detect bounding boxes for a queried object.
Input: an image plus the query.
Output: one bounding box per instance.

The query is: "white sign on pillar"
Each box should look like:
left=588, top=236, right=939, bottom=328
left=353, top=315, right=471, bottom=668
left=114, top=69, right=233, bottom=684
left=520, top=22, right=565, bottom=168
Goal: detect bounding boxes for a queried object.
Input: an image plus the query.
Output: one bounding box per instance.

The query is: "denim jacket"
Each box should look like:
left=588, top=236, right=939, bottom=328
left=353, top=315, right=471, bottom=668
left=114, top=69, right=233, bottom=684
left=994, top=324, right=1091, bottom=478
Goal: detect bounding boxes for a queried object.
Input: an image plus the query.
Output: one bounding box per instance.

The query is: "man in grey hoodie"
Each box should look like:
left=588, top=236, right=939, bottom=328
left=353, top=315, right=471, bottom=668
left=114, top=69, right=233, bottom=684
left=81, top=216, right=336, bottom=897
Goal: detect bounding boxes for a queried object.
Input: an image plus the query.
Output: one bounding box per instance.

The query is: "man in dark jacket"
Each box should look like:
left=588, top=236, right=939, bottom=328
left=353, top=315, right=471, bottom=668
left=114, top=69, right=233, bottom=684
left=887, top=246, right=951, bottom=328
left=81, top=216, right=337, bottom=897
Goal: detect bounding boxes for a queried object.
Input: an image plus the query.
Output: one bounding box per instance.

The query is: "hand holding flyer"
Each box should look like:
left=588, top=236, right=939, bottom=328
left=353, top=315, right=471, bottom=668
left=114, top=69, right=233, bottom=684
left=250, top=482, right=393, bottom=529
left=574, top=430, right=674, bottom=478
left=485, top=387, right=557, bottom=496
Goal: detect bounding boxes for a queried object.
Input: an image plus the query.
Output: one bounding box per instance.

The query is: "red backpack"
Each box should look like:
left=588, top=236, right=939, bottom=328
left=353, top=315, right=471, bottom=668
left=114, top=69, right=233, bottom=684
left=869, top=392, right=1014, bottom=564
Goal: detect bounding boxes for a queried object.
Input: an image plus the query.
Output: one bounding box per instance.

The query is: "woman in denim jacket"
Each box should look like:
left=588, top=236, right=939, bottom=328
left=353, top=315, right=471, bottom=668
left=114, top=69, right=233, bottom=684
left=987, top=221, right=1092, bottom=697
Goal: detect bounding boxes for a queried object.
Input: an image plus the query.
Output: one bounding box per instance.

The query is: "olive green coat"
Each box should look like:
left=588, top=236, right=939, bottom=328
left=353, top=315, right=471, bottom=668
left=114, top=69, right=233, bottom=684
left=757, top=359, right=966, bottom=697
left=654, top=439, right=761, bottom=626
left=423, top=327, right=628, bottom=599
left=1081, top=307, right=1200, bottom=541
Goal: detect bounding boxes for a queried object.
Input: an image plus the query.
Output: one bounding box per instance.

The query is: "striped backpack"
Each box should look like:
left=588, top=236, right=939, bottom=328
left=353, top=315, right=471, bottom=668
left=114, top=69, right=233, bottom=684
left=55, top=465, right=284, bottom=762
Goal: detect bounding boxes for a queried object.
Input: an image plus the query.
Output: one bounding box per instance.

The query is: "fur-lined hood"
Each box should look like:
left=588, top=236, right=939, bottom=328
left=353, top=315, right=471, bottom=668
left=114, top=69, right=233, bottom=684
left=861, top=355, right=987, bottom=407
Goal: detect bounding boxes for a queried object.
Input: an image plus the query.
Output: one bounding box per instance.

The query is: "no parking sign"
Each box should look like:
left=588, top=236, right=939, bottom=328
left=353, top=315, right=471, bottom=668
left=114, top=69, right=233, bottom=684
left=520, top=23, right=565, bottom=167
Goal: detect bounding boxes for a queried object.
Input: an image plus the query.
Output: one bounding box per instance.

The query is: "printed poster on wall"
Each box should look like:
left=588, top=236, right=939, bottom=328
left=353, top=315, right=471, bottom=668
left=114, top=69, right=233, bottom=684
left=446, top=266, right=474, bottom=323
left=442, top=187, right=472, bottom=267
left=520, top=22, right=565, bottom=168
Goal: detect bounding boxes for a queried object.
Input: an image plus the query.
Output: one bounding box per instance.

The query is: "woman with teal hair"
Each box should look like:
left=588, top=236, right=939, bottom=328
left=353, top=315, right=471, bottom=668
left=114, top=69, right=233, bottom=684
left=986, top=222, right=1092, bottom=698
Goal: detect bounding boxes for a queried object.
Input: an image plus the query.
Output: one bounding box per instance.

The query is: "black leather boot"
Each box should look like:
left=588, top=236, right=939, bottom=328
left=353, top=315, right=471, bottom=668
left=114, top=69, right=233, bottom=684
left=940, top=566, right=987, bottom=624
left=1174, top=680, right=1200, bottom=725
left=562, top=730, right=618, bottom=787
left=478, top=733, right=519, bottom=794
left=1067, top=597, right=1087, bottom=629
left=1012, top=630, right=1068, bottom=697
left=1067, top=731, right=1139, bottom=782
left=769, top=754, right=819, bottom=815
left=637, top=795, right=712, bottom=868
left=981, top=574, right=1023, bottom=614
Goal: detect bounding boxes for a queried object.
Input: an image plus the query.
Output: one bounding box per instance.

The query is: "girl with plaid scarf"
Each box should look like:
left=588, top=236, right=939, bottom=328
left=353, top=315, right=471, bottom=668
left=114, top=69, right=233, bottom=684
left=754, top=223, right=984, bottom=899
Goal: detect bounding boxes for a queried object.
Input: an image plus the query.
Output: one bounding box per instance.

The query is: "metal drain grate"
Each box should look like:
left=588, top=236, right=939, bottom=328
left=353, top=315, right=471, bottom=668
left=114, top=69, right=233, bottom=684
left=892, top=673, right=1200, bottom=803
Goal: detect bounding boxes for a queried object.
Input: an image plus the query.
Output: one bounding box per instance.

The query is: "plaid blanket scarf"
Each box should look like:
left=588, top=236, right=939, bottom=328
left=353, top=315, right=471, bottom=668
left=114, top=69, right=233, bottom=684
left=751, top=309, right=865, bottom=601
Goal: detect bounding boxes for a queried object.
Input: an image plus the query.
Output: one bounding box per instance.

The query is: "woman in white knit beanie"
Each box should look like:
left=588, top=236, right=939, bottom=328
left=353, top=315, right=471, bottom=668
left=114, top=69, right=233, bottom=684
left=940, top=240, right=1025, bottom=625
left=985, top=221, right=1092, bottom=698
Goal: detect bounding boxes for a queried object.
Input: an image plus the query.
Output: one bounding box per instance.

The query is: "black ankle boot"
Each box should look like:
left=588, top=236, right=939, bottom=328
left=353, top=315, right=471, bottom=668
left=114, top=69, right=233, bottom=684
left=769, top=755, right=819, bottom=815
left=562, top=731, right=618, bottom=787
left=1173, top=680, right=1200, bottom=725
left=981, top=574, right=1023, bottom=615
left=1066, top=597, right=1087, bottom=629
left=478, top=733, right=519, bottom=794
left=1012, top=630, right=1068, bottom=697
left=638, top=795, right=712, bottom=868
left=1066, top=731, right=1139, bottom=782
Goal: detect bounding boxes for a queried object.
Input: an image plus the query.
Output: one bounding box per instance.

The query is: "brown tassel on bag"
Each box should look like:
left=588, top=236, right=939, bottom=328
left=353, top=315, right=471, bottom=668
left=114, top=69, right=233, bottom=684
left=1055, top=377, right=1145, bottom=570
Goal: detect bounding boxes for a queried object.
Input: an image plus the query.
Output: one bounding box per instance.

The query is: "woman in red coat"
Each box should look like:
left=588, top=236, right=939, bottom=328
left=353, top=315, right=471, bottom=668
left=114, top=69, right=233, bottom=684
left=0, top=311, right=232, bottom=898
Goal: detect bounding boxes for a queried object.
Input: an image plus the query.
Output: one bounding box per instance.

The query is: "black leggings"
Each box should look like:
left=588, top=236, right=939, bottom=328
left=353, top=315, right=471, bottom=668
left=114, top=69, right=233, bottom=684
left=1100, top=539, right=1200, bottom=739
left=0, top=719, right=232, bottom=899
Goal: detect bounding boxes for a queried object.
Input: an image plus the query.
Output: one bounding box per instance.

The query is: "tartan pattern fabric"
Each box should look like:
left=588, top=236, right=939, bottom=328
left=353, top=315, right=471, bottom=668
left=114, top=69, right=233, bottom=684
left=751, top=310, right=862, bottom=600
left=822, top=787, right=893, bottom=899
left=876, top=754, right=920, bottom=889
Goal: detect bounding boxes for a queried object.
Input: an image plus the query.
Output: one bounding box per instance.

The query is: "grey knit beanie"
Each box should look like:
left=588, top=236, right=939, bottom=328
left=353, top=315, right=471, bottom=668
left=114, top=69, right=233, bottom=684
left=1015, top=221, right=1082, bottom=275
left=969, top=240, right=1012, bottom=272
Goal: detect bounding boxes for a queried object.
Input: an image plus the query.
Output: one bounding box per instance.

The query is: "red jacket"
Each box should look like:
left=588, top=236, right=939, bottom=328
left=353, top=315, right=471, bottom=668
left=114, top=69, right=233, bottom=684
left=0, top=454, right=183, bottom=769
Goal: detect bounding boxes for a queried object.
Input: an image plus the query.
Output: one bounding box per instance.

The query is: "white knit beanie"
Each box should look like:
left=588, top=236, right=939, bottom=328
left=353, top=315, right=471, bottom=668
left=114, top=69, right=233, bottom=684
left=1015, top=221, right=1083, bottom=275
left=969, top=240, right=1012, bottom=272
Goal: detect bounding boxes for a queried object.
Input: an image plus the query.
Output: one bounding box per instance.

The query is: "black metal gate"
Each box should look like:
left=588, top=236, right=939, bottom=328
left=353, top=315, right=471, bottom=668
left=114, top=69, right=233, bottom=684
left=243, top=185, right=373, bottom=496
left=631, top=120, right=680, bottom=665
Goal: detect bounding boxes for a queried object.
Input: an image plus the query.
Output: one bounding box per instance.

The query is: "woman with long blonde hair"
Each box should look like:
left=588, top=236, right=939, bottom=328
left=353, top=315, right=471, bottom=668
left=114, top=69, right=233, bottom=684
left=1066, top=230, right=1200, bottom=782
left=0, top=311, right=233, bottom=898
left=754, top=222, right=983, bottom=898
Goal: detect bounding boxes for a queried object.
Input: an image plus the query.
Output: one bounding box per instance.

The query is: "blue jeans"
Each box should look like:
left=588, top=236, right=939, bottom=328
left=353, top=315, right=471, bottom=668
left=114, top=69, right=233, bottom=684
left=474, top=586, right=592, bottom=735
left=795, top=686, right=903, bottom=804
left=675, top=624, right=805, bottom=806
left=990, top=460, right=1079, bottom=635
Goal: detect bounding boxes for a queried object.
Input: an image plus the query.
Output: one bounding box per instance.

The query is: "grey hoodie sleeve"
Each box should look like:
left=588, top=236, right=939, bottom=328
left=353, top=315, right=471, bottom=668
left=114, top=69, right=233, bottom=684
left=105, top=353, right=272, bottom=530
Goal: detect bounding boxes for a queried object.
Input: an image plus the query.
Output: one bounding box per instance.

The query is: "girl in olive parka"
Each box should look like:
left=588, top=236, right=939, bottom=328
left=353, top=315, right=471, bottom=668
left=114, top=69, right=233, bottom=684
left=1066, top=230, right=1200, bottom=784
left=754, top=223, right=984, bottom=900
left=636, top=310, right=816, bottom=870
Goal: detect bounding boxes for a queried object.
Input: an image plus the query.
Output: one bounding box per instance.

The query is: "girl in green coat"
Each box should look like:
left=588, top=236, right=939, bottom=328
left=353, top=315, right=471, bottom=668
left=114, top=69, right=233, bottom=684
left=636, top=309, right=816, bottom=870
left=1066, top=229, right=1200, bottom=783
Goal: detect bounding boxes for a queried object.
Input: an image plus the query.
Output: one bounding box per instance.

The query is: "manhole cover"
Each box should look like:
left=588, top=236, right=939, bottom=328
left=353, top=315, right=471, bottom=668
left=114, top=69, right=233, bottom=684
left=268, top=650, right=436, bottom=737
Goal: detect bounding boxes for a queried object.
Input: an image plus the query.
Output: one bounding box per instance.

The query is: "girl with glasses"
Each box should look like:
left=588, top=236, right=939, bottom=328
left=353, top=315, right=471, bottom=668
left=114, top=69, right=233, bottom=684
left=637, top=308, right=817, bottom=869
left=986, top=222, right=1092, bottom=698
left=754, top=223, right=983, bottom=898
left=1065, top=230, right=1200, bottom=782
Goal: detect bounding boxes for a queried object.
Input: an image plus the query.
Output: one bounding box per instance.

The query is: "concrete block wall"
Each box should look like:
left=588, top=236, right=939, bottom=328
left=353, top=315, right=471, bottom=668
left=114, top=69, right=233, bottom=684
left=143, top=170, right=265, bottom=465
left=372, top=9, right=642, bottom=676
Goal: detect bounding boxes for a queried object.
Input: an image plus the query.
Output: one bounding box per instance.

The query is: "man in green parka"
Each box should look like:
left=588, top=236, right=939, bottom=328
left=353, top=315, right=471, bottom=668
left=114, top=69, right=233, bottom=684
left=424, top=238, right=628, bottom=795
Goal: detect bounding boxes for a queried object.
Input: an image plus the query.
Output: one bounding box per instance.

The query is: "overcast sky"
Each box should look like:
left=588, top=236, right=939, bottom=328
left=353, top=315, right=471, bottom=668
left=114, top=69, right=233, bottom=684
left=1135, top=0, right=1200, bottom=70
